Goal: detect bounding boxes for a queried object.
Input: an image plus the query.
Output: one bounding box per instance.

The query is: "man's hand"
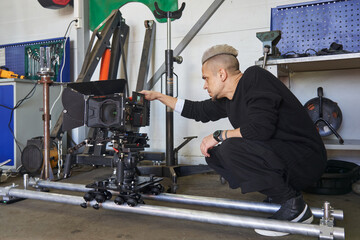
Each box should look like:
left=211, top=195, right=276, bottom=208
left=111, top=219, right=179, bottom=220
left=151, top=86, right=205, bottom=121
left=200, top=134, right=219, bottom=157
left=140, top=90, right=161, bottom=101
left=140, top=90, right=178, bottom=110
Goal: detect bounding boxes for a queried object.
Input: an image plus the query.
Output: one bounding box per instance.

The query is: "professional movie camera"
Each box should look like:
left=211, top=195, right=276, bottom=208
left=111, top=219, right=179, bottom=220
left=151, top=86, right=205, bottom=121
left=63, top=79, right=149, bottom=131
left=62, top=79, right=163, bottom=207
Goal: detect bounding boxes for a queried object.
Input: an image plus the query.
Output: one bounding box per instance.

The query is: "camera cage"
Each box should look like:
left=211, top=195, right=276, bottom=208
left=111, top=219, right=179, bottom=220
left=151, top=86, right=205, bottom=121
left=63, top=79, right=150, bottom=132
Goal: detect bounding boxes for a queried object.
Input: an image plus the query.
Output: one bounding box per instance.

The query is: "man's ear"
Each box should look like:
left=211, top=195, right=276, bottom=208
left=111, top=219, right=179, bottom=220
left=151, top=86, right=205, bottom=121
left=218, top=68, right=227, bottom=82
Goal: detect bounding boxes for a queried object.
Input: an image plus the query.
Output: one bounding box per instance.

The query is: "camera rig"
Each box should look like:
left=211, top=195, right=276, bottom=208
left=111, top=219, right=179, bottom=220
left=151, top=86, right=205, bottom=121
left=78, top=131, right=163, bottom=207
left=62, top=79, right=164, bottom=207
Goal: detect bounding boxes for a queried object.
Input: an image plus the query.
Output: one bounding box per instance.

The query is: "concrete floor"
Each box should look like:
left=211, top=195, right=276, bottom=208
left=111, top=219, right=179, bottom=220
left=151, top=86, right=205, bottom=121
left=0, top=166, right=358, bottom=240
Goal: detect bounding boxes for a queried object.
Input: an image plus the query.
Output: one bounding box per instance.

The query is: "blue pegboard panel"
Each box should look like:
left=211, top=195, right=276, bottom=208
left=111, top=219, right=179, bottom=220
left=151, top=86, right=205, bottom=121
left=0, top=85, right=14, bottom=166
left=271, top=0, right=360, bottom=55
left=0, top=37, right=70, bottom=82
left=4, top=46, right=26, bottom=76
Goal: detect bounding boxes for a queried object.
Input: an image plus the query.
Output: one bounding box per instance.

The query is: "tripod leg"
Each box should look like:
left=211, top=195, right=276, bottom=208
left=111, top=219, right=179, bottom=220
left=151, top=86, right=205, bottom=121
left=63, top=153, right=73, bottom=178
left=167, top=167, right=178, bottom=193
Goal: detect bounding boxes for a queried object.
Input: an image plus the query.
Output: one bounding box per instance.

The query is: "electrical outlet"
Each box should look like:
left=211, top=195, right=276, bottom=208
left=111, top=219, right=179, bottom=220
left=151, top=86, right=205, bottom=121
left=75, top=17, right=82, bottom=29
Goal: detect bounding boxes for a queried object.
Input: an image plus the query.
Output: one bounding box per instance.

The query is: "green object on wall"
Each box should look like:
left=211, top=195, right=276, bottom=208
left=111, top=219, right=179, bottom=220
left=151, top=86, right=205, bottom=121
left=89, top=0, right=178, bottom=31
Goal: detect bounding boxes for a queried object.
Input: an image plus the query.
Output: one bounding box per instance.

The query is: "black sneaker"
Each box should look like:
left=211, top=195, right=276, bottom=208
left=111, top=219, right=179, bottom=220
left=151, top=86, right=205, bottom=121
left=255, top=194, right=313, bottom=236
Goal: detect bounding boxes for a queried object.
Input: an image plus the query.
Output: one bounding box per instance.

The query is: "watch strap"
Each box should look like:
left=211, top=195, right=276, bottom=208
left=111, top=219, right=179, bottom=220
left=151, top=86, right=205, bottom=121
left=218, top=131, right=224, bottom=141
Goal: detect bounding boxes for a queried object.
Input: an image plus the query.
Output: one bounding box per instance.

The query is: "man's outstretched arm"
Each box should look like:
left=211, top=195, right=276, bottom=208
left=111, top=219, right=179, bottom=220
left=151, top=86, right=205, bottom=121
left=140, top=90, right=178, bottom=110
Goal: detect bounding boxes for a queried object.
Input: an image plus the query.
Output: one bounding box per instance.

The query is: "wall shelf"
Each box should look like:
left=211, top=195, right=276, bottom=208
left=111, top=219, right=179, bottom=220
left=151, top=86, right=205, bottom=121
left=324, top=139, right=360, bottom=151
left=255, top=52, right=360, bottom=76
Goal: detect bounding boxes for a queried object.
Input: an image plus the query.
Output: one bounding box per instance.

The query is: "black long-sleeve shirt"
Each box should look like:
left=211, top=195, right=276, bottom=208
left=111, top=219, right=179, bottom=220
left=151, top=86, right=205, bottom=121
left=181, top=66, right=326, bottom=166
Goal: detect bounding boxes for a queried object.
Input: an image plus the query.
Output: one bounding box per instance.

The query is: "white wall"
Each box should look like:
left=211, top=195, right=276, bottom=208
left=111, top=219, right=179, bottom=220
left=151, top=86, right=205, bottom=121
left=0, top=2, right=74, bottom=44
left=1, top=0, right=358, bottom=165
left=0, top=1, right=79, bottom=80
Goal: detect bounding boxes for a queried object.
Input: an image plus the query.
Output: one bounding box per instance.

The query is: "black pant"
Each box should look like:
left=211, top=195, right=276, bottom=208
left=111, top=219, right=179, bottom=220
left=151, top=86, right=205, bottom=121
left=206, top=138, right=325, bottom=203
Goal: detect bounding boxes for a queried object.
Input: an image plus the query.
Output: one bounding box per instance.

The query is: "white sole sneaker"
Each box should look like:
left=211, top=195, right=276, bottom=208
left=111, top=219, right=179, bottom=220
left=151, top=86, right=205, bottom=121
left=254, top=204, right=313, bottom=237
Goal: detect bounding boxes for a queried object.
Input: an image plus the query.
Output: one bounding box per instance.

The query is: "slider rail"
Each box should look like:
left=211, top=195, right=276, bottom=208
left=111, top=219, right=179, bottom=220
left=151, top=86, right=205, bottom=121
left=26, top=178, right=343, bottom=220
left=0, top=186, right=345, bottom=240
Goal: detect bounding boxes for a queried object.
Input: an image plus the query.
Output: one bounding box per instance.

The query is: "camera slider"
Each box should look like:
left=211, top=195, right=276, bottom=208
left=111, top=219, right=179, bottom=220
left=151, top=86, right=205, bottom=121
left=0, top=176, right=346, bottom=239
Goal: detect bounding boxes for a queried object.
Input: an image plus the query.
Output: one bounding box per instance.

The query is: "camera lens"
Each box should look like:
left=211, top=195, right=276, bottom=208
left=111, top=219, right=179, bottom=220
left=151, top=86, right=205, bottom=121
left=101, top=102, right=118, bottom=124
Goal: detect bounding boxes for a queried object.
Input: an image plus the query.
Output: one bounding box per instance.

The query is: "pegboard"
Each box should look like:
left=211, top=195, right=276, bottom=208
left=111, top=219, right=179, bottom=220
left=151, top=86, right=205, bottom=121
left=0, top=37, right=70, bottom=82
left=271, top=0, right=360, bottom=55
left=3, top=46, right=25, bottom=76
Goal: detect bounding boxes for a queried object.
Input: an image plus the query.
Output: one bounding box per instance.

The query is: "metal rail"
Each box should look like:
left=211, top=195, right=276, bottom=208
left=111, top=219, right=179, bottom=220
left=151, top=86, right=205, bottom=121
left=0, top=187, right=345, bottom=239
left=27, top=178, right=343, bottom=220
left=142, top=193, right=344, bottom=221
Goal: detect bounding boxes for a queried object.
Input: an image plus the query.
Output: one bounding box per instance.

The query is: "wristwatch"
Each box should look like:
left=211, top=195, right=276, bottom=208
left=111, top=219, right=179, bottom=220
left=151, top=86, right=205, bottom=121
left=213, top=130, right=223, bottom=142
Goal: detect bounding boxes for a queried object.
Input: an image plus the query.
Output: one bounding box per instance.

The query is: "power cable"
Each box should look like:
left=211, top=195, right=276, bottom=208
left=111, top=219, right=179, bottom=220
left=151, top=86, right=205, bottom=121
left=50, top=19, right=77, bottom=128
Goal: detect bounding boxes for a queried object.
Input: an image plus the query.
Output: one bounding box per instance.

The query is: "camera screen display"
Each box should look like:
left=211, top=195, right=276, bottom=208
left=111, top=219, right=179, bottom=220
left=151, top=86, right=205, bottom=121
left=132, top=92, right=144, bottom=106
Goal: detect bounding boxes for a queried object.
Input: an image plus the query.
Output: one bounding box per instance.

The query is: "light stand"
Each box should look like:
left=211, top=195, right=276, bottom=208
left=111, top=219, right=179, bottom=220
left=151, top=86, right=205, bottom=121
left=153, top=2, right=185, bottom=166
left=137, top=2, right=212, bottom=193
left=38, top=47, right=55, bottom=180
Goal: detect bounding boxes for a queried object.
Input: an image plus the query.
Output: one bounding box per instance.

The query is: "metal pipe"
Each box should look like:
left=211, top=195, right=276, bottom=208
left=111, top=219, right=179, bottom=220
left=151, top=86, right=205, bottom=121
left=42, top=75, right=51, bottom=180
left=1, top=188, right=345, bottom=239
left=38, top=46, right=54, bottom=180
left=165, top=15, right=174, bottom=166
left=167, top=17, right=171, bottom=50
left=0, top=159, right=11, bottom=167
left=29, top=179, right=89, bottom=192
left=28, top=179, right=343, bottom=220
left=262, top=52, right=268, bottom=68
left=23, top=174, right=29, bottom=190
left=6, top=188, right=84, bottom=206
left=324, top=201, right=330, bottom=220
left=142, top=193, right=344, bottom=221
